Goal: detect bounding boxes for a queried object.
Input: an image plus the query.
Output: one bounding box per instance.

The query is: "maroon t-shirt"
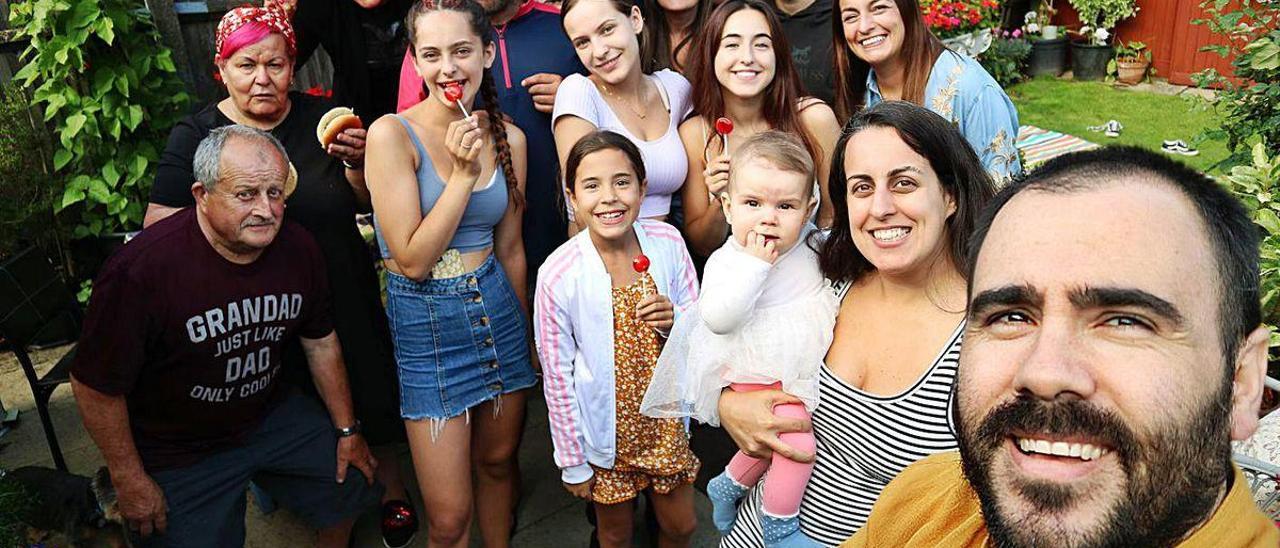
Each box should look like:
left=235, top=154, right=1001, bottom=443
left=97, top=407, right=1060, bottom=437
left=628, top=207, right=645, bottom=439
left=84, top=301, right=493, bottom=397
left=72, top=209, right=334, bottom=471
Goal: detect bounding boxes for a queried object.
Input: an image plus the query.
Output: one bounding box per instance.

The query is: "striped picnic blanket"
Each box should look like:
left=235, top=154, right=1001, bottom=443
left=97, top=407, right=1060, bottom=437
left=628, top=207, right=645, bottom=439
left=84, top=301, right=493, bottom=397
left=1016, top=125, right=1100, bottom=168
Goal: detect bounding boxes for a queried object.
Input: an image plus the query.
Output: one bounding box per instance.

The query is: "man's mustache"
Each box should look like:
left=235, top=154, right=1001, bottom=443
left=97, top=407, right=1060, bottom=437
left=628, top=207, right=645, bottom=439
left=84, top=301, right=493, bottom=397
left=973, top=396, right=1141, bottom=472
left=241, top=216, right=276, bottom=228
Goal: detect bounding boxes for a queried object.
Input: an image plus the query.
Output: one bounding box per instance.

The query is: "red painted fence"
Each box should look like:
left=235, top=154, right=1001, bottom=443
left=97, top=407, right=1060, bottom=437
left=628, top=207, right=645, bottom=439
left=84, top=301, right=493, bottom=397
left=1053, top=0, right=1239, bottom=86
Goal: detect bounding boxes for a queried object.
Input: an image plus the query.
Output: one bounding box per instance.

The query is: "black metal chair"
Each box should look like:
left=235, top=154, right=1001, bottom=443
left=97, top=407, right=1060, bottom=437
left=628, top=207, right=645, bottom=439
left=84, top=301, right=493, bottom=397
left=0, top=246, right=82, bottom=471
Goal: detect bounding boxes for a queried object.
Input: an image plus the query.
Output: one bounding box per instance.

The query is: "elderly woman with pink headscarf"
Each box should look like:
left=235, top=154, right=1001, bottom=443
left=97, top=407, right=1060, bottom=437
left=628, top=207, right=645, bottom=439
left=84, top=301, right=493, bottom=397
left=142, top=6, right=422, bottom=547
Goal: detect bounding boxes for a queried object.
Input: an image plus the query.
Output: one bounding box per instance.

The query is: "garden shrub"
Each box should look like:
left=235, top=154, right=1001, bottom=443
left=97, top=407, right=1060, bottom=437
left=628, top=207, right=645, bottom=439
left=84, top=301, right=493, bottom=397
left=9, top=0, right=190, bottom=240
left=0, top=82, right=60, bottom=259
left=1217, top=143, right=1280, bottom=360
left=1193, top=0, right=1279, bottom=169
left=979, top=31, right=1033, bottom=87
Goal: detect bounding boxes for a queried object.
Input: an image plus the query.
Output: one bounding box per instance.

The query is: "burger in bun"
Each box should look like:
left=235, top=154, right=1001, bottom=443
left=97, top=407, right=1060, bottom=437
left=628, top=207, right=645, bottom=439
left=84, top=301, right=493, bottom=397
left=316, top=107, right=362, bottom=149
left=285, top=162, right=298, bottom=198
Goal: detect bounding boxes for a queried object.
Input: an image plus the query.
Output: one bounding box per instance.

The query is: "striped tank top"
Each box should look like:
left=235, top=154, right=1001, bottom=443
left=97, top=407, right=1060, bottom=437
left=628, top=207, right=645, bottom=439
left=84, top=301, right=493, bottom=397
left=721, top=282, right=963, bottom=547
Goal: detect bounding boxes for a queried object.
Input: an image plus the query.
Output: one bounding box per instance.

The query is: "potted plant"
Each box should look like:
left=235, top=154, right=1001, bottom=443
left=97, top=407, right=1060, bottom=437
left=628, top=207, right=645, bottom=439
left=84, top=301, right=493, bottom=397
left=1024, top=0, right=1067, bottom=76
left=1109, top=40, right=1152, bottom=85
left=1066, top=0, right=1139, bottom=80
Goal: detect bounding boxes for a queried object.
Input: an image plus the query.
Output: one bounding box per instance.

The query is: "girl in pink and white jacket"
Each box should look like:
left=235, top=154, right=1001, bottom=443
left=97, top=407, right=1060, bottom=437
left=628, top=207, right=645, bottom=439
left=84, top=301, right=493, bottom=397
left=534, top=130, right=700, bottom=547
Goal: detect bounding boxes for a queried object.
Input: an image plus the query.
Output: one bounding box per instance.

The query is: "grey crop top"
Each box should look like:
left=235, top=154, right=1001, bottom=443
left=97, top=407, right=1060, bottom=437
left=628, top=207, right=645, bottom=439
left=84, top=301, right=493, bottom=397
left=374, top=115, right=508, bottom=258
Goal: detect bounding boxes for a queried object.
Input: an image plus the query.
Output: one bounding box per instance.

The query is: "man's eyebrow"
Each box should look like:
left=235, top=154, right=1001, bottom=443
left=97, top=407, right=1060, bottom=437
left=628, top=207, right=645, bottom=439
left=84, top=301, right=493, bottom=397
left=968, top=284, right=1040, bottom=320
left=1068, top=286, right=1186, bottom=327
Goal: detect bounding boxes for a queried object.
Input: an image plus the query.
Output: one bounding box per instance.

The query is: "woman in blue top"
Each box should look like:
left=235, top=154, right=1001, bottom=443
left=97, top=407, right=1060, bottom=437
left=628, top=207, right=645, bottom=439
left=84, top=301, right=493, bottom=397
left=831, top=0, right=1021, bottom=182
left=365, top=0, right=535, bottom=545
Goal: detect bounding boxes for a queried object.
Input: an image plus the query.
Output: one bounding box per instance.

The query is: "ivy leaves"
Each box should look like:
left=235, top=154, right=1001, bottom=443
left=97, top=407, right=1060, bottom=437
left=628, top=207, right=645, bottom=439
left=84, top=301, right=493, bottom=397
left=9, top=0, right=189, bottom=238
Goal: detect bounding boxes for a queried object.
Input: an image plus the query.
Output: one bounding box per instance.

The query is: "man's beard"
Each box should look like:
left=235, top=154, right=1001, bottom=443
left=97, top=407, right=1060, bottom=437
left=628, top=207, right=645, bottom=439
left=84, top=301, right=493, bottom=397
left=955, top=378, right=1234, bottom=548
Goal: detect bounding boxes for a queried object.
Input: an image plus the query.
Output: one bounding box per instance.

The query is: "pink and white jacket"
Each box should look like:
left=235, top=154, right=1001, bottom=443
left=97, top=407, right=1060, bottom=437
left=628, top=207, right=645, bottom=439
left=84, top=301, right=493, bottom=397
left=534, top=220, right=699, bottom=484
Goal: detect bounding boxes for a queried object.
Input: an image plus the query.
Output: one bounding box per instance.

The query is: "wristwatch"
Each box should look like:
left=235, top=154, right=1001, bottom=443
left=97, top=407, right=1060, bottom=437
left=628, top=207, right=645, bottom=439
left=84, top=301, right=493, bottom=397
left=335, top=420, right=362, bottom=438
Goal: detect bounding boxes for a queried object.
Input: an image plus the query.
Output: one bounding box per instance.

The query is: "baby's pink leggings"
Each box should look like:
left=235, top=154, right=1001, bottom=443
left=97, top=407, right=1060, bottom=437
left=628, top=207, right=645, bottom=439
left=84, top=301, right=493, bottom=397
left=724, top=382, right=816, bottom=519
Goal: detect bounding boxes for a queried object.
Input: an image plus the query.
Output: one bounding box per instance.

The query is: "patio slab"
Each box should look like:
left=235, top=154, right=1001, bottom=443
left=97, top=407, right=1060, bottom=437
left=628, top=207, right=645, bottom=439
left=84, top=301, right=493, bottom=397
left=0, top=344, right=721, bottom=547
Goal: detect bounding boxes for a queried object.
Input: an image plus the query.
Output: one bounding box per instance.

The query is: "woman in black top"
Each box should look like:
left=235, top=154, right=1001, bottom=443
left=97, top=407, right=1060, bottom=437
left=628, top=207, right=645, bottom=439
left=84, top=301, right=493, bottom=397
left=293, top=0, right=416, bottom=121
left=143, top=6, right=419, bottom=547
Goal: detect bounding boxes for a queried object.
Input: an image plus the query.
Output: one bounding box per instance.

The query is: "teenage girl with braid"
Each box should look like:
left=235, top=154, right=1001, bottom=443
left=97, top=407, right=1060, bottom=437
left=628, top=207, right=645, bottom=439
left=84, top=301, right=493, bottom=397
left=365, top=0, right=535, bottom=545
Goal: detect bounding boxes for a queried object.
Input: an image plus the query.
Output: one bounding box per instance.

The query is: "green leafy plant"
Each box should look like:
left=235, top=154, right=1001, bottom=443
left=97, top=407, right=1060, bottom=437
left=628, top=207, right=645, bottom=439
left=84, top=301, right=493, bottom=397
left=0, top=82, right=61, bottom=259
left=1113, top=40, right=1150, bottom=62
left=1193, top=0, right=1279, bottom=169
left=979, top=30, right=1033, bottom=87
left=1067, top=0, right=1138, bottom=45
left=0, top=476, right=33, bottom=548
left=1218, top=143, right=1280, bottom=360
left=9, top=0, right=190, bottom=239
left=1106, top=40, right=1154, bottom=82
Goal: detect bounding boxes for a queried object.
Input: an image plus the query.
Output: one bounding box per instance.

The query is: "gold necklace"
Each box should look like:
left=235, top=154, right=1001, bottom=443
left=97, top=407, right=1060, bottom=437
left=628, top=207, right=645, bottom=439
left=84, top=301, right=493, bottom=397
left=597, top=79, right=648, bottom=120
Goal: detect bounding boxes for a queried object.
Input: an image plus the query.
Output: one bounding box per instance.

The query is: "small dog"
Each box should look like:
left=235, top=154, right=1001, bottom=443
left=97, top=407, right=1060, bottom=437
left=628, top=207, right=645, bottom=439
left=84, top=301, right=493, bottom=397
left=0, top=466, right=128, bottom=547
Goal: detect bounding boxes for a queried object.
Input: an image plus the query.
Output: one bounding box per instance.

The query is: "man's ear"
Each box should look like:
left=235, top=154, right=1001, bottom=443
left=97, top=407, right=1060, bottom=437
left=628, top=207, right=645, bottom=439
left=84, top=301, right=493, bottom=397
left=1229, top=324, right=1270, bottom=441
left=192, top=181, right=209, bottom=205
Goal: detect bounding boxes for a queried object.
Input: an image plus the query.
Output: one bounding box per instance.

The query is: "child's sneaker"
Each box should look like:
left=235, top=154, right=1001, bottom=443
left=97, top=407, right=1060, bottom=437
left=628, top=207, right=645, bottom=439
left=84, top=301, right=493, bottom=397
left=761, top=514, right=820, bottom=547
left=1162, top=139, right=1200, bottom=156
left=1087, top=120, right=1123, bottom=138
left=1103, top=120, right=1123, bottom=138
left=707, top=471, right=749, bottom=533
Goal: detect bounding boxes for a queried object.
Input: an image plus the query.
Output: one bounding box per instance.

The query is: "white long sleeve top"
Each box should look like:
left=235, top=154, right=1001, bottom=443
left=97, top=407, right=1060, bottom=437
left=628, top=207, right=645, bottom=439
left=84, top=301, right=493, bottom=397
left=533, top=220, right=699, bottom=484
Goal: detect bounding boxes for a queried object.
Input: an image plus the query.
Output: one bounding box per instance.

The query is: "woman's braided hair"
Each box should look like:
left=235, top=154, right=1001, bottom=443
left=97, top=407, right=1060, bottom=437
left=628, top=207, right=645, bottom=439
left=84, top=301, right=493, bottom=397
left=405, top=0, right=522, bottom=207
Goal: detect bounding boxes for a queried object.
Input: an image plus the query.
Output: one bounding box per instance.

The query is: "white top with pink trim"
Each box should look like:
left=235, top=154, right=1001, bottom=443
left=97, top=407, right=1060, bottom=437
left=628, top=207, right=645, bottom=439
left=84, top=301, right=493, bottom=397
left=533, top=219, right=699, bottom=484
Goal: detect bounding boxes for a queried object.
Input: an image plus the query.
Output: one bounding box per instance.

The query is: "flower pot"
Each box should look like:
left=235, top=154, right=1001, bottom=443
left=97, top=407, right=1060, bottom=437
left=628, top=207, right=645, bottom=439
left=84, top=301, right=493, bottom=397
left=941, top=28, right=995, bottom=57
left=1071, top=42, right=1113, bottom=81
left=1042, top=25, right=1059, bottom=40
left=1114, top=59, right=1150, bottom=85
left=1028, top=37, right=1068, bottom=77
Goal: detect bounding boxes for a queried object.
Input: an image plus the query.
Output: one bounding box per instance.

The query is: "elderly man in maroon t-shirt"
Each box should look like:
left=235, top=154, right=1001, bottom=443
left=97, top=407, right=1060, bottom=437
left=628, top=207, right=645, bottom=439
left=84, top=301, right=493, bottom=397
left=70, top=125, right=382, bottom=547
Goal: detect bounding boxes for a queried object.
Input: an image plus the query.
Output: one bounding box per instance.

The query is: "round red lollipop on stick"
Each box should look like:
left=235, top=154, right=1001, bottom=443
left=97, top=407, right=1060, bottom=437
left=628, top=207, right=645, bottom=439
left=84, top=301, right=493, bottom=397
left=633, top=253, right=654, bottom=297
left=444, top=83, right=470, bottom=118
left=632, top=253, right=650, bottom=274
left=715, top=117, right=734, bottom=152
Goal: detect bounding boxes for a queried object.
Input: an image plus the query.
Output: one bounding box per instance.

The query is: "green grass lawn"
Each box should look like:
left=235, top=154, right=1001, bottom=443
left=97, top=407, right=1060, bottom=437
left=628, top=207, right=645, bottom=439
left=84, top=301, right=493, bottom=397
left=1007, top=77, right=1229, bottom=173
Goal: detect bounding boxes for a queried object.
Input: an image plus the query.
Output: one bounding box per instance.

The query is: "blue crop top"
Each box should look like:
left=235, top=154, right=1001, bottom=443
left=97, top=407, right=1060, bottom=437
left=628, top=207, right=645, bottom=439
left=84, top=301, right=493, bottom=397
left=374, top=115, right=508, bottom=258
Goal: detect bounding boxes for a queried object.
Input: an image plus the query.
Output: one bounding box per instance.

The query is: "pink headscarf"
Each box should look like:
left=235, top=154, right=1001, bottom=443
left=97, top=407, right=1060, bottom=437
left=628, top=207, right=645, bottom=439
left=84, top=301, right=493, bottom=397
left=214, top=5, right=298, bottom=61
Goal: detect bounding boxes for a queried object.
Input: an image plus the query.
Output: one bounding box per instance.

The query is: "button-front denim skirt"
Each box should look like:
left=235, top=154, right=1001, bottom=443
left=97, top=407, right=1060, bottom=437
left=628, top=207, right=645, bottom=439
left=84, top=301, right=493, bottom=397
left=385, top=254, right=535, bottom=423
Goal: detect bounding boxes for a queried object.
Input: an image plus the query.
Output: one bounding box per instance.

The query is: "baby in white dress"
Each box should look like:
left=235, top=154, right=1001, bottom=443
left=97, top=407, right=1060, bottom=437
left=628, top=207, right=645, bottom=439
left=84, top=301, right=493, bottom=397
left=642, top=131, right=837, bottom=546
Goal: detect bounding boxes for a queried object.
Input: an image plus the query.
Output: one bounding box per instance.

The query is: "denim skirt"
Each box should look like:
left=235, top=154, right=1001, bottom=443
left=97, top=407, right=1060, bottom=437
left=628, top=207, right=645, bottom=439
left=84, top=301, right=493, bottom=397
left=385, top=254, right=536, bottom=421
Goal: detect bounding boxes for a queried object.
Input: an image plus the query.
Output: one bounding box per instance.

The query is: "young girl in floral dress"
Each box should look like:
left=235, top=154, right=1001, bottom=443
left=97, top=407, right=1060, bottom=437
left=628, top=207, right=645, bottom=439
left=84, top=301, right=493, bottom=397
left=535, top=130, right=700, bottom=547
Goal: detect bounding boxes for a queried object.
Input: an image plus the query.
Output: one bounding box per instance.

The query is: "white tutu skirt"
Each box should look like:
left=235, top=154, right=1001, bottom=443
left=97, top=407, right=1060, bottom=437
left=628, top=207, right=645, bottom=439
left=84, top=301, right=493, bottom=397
left=641, top=290, right=838, bottom=426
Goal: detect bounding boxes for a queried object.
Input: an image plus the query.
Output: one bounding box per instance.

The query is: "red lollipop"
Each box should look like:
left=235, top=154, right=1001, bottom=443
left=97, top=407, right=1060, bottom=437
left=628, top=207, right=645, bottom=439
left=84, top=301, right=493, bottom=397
left=715, top=116, right=734, bottom=152
left=443, top=82, right=470, bottom=118
left=715, top=117, right=734, bottom=135
left=632, top=254, right=650, bottom=273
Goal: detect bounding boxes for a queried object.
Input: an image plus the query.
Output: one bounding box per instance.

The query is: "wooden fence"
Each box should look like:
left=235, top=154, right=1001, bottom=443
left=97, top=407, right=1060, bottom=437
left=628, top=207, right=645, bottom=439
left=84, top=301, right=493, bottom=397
left=1053, top=0, right=1240, bottom=86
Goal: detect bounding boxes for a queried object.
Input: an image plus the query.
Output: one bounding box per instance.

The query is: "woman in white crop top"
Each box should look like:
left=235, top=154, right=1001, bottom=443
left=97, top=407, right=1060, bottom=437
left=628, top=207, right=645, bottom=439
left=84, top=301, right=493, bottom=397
left=554, top=0, right=693, bottom=235
left=678, top=0, right=842, bottom=256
